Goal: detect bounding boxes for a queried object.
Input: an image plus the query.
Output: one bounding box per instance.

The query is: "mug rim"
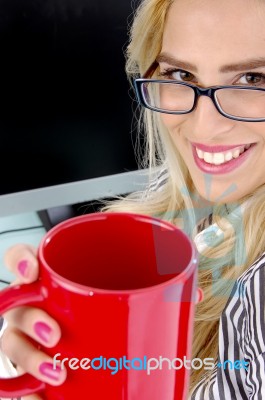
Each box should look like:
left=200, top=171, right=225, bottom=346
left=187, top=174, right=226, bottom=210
left=37, top=212, right=198, bottom=295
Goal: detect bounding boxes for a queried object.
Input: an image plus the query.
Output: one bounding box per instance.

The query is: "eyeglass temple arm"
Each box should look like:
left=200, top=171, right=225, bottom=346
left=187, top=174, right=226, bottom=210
left=142, top=60, right=159, bottom=78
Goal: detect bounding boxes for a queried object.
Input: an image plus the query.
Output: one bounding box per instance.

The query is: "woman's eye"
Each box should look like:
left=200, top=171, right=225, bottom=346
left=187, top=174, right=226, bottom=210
left=172, top=70, right=195, bottom=81
left=160, top=69, right=195, bottom=82
left=237, top=73, right=265, bottom=86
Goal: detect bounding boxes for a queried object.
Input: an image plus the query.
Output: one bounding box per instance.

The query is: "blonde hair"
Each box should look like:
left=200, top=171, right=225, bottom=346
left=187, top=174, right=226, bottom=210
left=101, top=0, right=265, bottom=393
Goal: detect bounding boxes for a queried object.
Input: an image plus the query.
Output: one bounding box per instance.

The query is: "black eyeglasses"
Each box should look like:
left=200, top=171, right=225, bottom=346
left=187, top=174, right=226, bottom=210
left=134, top=61, right=265, bottom=122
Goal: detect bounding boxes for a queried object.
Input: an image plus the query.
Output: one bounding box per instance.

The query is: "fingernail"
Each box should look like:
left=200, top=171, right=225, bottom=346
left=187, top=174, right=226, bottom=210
left=17, top=260, right=29, bottom=277
left=34, top=321, right=52, bottom=343
left=196, top=288, right=204, bottom=303
left=39, top=362, right=62, bottom=381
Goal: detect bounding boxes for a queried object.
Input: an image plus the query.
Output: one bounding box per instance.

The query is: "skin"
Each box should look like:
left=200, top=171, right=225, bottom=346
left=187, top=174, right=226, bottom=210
left=2, top=0, right=265, bottom=398
left=160, top=0, right=265, bottom=203
left=3, top=245, right=66, bottom=400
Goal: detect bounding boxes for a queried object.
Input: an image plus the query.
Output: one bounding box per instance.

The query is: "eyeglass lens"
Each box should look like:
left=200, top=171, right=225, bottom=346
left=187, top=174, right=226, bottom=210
left=142, top=82, right=265, bottom=118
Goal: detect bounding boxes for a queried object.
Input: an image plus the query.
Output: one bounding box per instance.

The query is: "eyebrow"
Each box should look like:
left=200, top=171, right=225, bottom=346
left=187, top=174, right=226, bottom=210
left=156, top=53, right=265, bottom=73
left=156, top=53, right=198, bottom=72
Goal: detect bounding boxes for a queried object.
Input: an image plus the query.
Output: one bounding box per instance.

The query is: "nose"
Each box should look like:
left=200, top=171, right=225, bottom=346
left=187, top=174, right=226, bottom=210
left=187, top=95, right=235, bottom=141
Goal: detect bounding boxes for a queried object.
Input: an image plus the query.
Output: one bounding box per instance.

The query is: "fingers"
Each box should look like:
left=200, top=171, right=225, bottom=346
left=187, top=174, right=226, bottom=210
left=2, top=244, right=66, bottom=398
left=4, top=244, right=39, bottom=283
left=3, top=306, right=61, bottom=348
left=17, top=367, right=49, bottom=400
left=1, top=327, right=67, bottom=386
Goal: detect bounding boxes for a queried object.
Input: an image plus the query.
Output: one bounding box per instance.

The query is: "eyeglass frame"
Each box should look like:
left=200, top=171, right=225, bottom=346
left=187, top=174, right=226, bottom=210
left=134, top=60, right=265, bottom=122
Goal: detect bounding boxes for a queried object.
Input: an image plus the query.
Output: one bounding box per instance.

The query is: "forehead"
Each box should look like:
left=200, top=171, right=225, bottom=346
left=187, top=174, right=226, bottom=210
left=162, top=0, right=265, bottom=66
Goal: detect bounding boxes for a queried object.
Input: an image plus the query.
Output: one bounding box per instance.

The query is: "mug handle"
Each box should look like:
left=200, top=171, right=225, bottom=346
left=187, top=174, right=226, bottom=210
left=0, top=281, right=46, bottom=397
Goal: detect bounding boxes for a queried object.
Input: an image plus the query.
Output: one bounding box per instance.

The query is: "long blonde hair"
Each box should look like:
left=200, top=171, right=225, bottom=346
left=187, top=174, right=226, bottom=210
left=102, top=0, right=265, bottom=392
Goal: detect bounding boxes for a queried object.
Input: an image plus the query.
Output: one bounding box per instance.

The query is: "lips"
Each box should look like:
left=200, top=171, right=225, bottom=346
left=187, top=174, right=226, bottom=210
left=191, top=142, right=256, bottom=175
left=195, top=144, right=251, bottom=165
left=191, top=142, right=249, bottom=152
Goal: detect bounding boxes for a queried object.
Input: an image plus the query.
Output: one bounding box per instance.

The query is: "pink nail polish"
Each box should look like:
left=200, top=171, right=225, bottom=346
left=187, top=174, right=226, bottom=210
left=17, top=260, right=29, bottom=277
left=34, top=321, right=52, bottom=343
left=39, top=362, right=62, bottom=381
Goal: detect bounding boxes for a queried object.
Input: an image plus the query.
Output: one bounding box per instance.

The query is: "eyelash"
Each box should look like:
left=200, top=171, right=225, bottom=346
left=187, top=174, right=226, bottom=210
left=158, top=68, right=265, bottom=86
left=238, top=72, right=265, bottom=86
left=158, top=68, right=177, bottom=77
left=159, top=68, right=181, bottom=77
left=158, top=68, right=195, bottom=81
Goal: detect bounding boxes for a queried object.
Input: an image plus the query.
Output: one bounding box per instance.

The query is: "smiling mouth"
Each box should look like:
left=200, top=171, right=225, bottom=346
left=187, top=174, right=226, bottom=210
left=194, top=143, right=255, bottom=166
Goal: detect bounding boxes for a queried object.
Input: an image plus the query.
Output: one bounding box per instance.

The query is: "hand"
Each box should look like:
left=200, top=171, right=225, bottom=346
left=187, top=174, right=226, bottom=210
left=1, top=244, right=67, bottom=400
left=1, top=243, right=203, bottom=400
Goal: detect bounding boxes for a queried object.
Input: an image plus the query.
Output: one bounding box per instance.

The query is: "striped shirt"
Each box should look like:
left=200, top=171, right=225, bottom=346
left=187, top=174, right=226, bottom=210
left=190, top=253, right=265, bottom=399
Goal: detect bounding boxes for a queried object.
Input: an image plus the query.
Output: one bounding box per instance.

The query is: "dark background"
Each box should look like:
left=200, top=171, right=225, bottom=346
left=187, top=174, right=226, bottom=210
left=0, top=0, right=141, bottom=195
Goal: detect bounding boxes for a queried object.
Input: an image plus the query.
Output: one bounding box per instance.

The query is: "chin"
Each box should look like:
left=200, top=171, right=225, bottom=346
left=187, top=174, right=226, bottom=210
left=193, top=183, right=244, bottom=205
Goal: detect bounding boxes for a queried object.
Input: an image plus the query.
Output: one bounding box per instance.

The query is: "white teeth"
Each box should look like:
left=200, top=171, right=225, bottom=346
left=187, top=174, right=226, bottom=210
left=212, top=153, right=225, bottom=165
left=195, top=144, right=251, bottom=165
left=232, top=149, right=240, bottom=158
left=204, top=152, right=213, bottom=163
left=225, top=152, right=233, bottom=162
left=197, top=149, right=204, bottom=159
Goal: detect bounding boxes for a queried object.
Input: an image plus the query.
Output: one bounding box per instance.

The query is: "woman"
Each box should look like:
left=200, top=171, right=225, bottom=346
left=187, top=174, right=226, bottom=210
left=2, top=0, right=265, bottom=398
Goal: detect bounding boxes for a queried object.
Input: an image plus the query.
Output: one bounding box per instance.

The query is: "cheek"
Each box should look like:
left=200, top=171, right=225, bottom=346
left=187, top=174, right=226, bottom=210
left=160, top=114, right=186, bottom=135
left=248, top=123, right=265, bottom=138
left=160, top=115, right=188, bottom=153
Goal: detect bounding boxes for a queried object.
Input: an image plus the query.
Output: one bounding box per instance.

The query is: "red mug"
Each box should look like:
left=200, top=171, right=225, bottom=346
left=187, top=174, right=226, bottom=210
left=0, top=212, right=199, bottom=400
